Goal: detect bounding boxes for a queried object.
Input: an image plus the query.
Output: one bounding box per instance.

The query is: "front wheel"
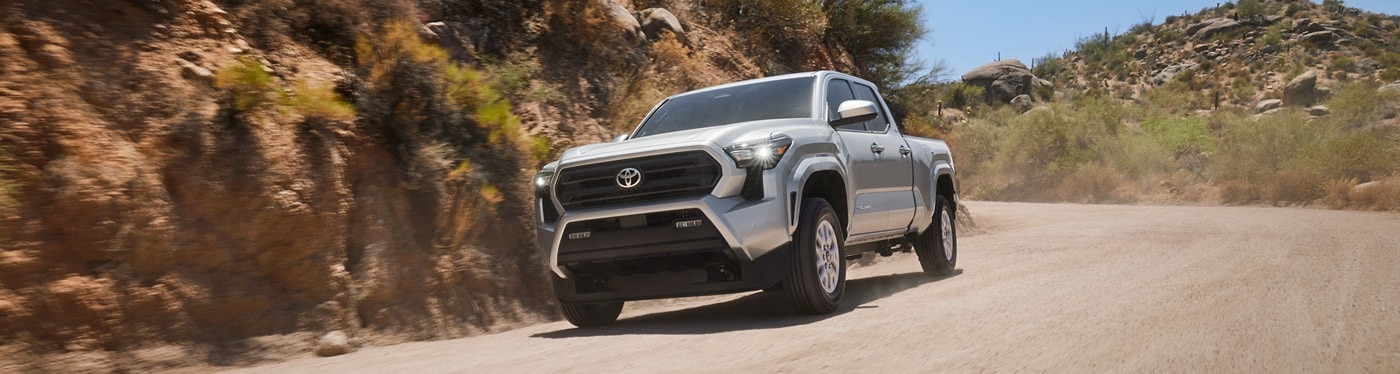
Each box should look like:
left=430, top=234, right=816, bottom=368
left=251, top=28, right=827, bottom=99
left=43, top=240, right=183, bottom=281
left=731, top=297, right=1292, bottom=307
left=915, top=195, right=957, bottom=276
left=782, top=198, right=846, bottom=314
left=559, top=301, right=623, bottom=327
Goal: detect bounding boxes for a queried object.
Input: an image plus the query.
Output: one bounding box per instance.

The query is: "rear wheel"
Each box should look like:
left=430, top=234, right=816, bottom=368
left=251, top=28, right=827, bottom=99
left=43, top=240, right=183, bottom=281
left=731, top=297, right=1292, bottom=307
left=782, top=198, right=846, bottom=314
left=915, top=195, right=957, bottom=276
left=559, top=301, right=623, bottom=327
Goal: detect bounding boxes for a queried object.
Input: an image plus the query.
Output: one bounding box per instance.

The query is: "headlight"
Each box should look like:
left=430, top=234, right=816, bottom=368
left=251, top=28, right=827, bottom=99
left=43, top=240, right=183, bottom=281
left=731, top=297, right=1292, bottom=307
left=724, top=135, right=793, bottom=169
left=533, top=171, right=554, bottom=198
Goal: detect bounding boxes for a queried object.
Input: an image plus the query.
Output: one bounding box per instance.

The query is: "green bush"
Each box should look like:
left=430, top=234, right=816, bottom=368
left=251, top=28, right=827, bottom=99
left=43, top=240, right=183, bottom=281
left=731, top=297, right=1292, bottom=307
left=1141, top=115, right=1216, bottom=156
left=823, top=0, right=926, bottom=89
left=1325, top=81, right=1399, bottom=128
left=215, top=58, right=278, bottom=111
left=287, top=81, right=356, bottom=121
left=1032, top=53, right=1065, bottom=80
left=355, top=20, right=543, bottom=165
left=1331, top=56, right=1356, bottom=72
left=1236, top=0, right=1266, bottom=18
left=942, top=83, right=984, bottom=109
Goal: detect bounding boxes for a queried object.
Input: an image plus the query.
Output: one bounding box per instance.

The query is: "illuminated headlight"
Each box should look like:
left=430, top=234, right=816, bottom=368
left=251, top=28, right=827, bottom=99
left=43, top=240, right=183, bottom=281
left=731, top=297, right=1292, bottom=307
left=533, top=171, right=554, bottom=198
left=724, top=135, right=793, bottom=169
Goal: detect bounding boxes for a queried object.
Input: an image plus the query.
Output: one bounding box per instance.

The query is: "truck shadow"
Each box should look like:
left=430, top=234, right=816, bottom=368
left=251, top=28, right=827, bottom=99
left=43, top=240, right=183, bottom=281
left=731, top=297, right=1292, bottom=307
left=531, top=269, right=962, bottom=338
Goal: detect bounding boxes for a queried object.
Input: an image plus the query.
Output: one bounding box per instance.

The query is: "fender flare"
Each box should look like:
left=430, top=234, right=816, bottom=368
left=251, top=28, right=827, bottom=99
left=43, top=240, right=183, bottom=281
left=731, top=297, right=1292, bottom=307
left=786, top=153, right=848, bottom=234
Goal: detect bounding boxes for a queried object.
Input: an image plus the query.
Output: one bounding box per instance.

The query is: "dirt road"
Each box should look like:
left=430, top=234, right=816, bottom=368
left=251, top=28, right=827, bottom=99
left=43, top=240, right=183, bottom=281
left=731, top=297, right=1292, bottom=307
left=232, top=202, right=1400, bottom=372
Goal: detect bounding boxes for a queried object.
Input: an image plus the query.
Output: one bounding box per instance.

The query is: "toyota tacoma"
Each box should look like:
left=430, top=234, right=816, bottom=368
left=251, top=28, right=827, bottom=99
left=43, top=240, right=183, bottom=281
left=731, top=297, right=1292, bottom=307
left=533, top=71, right=959, bottom=327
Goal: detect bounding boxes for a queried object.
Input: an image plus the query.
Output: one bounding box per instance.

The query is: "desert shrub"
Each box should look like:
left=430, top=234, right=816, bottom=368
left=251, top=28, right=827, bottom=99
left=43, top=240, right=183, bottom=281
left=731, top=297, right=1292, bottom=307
left=215, top=58, right=278, bottom=111
left=1214, top=111, right=1323, bottom=185
left=1231, top=76, right=1257, bottom=103
left=942, top=83, right=985, bottom=110
left=1033, top=83, right=1055, bottom=102
left=1383, top=67, right=1400, bottom=82
left=1032, top=53, right=1066, bottom=80
left=1158, top=29, right=1183, bottom=45
left=231, top=0, right=411, bottom=60
left=355, top=20, right=541, bottom=165
left=1349, top=178, right=1400, bottom=210
left=1284, top=2, right=1307, bottom=16
left=1055, top=162, right=1132, bottom=203
left=1302, top=128, right=1400, bottom=182
left=1324, top=81, right=1399, bottom=128
left=1331, top=56, right=1356, bottom=72
left=1236, top=0, right=1266, bottom=19
left=1140, top=115, right=1216, bottom=157
left=287, top=81, right=356, bottom=121
left=484, top=53, right=562, bottom=103
left=1322, top=177, right=1359, bottom=208
left=0, top=153, right=15, bottom=211
left=1262, top=22, right=1286, bottom=49
left=1322, top=0, right=1345, bottom=14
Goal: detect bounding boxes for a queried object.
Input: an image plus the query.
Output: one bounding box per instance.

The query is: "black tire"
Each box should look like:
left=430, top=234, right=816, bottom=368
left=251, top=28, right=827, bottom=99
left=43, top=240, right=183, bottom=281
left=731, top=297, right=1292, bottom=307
left=782, top=198, right=846, bottom=314
left=559, top=301, right=623, bottom=327
left=915, top=195, right=957, bottom=276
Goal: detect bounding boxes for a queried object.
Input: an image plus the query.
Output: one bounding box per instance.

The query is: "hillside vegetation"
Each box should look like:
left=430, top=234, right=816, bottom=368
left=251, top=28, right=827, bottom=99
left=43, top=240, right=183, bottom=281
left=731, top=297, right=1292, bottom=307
left=923, top=0, right=1400, bottom=209
left=0, top=0, right=925, bottom=371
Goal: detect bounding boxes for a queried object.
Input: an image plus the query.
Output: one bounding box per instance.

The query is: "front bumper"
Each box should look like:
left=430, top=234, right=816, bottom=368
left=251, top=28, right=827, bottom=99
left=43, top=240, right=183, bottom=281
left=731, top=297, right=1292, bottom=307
left=537, top=192, right=793, bottom=278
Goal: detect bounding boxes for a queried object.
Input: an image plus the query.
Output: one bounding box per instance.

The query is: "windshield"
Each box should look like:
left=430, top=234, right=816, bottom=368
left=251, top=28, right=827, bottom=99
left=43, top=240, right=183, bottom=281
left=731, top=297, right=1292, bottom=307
left=633, top=77, right=814, bottom=137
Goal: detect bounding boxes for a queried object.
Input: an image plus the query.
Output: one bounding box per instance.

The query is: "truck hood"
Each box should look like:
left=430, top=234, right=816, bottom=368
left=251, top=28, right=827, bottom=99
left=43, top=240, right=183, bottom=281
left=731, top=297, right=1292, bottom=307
left=558, top=118, right=819, bottom=165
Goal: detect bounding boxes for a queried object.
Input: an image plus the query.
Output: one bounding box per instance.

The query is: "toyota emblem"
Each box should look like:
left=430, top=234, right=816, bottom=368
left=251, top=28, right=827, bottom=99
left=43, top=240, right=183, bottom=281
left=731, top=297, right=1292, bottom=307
left=616, top=167, right=643, bottom=189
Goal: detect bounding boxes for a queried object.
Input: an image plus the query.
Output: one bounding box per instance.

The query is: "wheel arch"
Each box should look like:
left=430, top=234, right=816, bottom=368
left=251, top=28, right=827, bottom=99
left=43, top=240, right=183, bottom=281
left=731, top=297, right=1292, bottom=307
left=798, top=170, right=848, bottom=233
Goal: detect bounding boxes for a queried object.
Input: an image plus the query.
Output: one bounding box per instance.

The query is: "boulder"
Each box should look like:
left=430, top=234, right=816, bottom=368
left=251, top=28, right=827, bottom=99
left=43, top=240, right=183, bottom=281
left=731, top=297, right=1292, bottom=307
left=425, top=21, right=475, bottom=63
left=1379, top=82, right=1400, bottom=95
left=1255, top=99, right=1283, bottom=114
left=1283, top=70, right=1318, bottom=107
left=1308, top=105, right=1331, bottom=117
left=1293, top=19, right=1325, bottom=33
left=179, top=61, right=213, bottom=83
left=315, top=331, right=355, bottom=357
left=1189, top=18, right=1241, bottom=40
left=961, top=59, right=1035, bottom=104
left=597, top=0, right=643, bottom=41
left=1357, top=58, right=1380, bottom=73
left=1010, top=94, right=1033, bottom=113
left=636, top=8, right=686, bottom=44
left=1301, top=30, right=1335, bottom=44
left=1151, top=63, right=1197, bottom=86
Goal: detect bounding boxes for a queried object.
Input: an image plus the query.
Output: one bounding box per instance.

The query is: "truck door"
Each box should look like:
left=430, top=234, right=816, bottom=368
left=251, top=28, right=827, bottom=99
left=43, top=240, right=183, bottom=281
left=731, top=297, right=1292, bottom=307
left=826, top=78, right=885, bottom=236
left=850, top=82, right=916, bottom=232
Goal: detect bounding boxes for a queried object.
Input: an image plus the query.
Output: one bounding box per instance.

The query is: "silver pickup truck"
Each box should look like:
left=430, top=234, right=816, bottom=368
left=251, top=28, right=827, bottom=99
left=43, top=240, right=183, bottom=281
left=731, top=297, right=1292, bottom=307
left=533, top=71, right=959, bottom=327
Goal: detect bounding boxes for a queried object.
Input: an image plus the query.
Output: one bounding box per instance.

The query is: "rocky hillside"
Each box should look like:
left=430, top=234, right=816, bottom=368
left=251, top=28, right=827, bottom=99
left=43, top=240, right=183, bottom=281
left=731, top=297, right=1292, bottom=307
left=931, top=0, right=1400, bottom=209
left=0, top=0, right=920, bottom=371
left=1051, top=0, right=1399, bottom=110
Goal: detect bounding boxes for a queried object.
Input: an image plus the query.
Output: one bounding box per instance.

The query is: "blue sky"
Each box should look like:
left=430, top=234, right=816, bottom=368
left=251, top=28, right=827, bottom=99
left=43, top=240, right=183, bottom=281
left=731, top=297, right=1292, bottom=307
left=914, top=0, right=1400, bottom=80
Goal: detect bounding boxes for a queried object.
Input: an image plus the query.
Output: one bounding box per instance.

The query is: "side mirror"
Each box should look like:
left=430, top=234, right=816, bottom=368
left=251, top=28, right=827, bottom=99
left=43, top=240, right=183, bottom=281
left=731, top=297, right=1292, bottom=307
left=613, top=133, right=630, bottom=142
left=829, top=100, right=878, bottom=127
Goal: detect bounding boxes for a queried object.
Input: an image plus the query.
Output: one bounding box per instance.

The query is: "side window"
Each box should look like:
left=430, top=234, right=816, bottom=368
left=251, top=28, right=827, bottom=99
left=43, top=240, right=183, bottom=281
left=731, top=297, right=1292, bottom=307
left=852, top=83, right=891, bottom=133
left=825, top=79, right=865, bottom=131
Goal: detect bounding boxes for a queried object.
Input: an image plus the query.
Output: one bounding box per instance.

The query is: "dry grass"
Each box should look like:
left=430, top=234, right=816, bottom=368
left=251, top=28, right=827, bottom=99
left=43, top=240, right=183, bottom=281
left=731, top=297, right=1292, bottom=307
left=1348, top=177, right=1400, bottom=210
left=1322, top=177, right=1359, bottom=208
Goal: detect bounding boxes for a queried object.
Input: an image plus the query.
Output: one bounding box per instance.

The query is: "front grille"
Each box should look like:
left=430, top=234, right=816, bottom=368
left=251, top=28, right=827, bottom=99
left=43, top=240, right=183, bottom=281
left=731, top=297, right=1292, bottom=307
left=555, top=151, right=720, bottom=211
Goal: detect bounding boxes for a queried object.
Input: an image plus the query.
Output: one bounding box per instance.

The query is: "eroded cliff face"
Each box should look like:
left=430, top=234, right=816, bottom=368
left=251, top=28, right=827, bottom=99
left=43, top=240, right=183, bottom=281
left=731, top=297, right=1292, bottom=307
left=0, top=0, right=553, bottom=370
left=0, top=0, right=853, bottom=371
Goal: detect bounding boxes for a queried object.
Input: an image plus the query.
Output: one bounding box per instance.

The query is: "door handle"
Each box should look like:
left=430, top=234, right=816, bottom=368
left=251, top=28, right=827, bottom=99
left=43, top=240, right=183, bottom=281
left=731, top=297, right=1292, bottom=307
left=870, top=143, right=885, bottom=153
left=899, top=146, right=912, bottom=156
